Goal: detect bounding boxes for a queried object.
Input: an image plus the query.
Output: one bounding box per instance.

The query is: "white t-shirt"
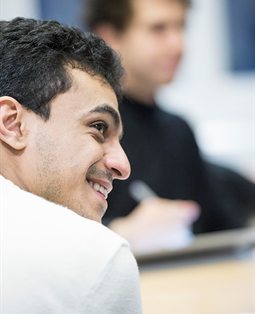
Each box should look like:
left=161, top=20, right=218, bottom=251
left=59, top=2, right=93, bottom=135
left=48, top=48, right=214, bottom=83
left=0, top=175, right=142, bottom=313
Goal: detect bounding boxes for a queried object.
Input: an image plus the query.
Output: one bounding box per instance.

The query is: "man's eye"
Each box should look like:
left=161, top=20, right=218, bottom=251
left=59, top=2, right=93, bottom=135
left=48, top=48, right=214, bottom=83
left=91, top=122, right=108, bottom=135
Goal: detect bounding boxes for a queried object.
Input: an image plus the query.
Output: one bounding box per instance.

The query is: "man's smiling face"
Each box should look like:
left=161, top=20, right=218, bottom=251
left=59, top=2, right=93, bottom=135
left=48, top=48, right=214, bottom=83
left=25, top=69, right=130, bottom=222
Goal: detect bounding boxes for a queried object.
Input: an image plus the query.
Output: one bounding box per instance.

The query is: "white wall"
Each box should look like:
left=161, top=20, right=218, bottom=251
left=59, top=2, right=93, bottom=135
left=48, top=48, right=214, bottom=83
left=0, top=0, right=38, bottom=19
left=156, top=0, right=255, bottom=181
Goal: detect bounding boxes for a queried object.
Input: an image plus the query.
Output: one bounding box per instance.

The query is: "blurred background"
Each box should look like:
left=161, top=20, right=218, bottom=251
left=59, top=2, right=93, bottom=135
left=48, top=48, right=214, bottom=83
left=1, top=0, right=254, bottom=182
left=1, top=2, right=254, bottom=313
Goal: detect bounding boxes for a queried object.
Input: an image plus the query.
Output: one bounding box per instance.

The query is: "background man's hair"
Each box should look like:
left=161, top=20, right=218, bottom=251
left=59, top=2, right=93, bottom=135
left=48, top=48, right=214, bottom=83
left=0, top=17, right=124, bottom=119
left=84, top=0, right=191, bottom=32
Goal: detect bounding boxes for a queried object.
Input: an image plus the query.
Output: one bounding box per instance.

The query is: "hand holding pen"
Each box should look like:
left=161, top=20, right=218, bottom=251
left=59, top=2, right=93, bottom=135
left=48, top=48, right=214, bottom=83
left=109, top=180, right=200, bottom=254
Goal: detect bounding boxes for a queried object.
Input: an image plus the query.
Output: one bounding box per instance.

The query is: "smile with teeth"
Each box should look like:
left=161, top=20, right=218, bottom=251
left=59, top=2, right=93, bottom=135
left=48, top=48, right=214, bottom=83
left=88, top=181, right=109, bottom=199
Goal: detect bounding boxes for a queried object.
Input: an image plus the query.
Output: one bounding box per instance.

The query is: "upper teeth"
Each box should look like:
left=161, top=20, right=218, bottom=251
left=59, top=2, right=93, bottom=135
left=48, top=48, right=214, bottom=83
left=88, top=181, right=109, bottom=199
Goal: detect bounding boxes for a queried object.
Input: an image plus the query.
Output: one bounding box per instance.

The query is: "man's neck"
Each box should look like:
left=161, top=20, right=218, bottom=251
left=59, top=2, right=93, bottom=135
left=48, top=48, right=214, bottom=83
left=0, top=152, right=29, bottom=194
left=123, top=77, right=157, bottom=106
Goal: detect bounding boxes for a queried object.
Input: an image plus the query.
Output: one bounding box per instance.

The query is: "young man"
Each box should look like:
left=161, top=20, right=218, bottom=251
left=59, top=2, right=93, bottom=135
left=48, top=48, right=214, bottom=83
left=84, top=0, right=245, bottom=253
left=0, top=18, right=141, bottom=313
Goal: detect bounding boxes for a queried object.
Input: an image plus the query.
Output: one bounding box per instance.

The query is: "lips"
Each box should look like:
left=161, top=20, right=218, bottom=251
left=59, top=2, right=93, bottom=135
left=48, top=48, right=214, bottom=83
left=87, top=179, right=112, bottom=199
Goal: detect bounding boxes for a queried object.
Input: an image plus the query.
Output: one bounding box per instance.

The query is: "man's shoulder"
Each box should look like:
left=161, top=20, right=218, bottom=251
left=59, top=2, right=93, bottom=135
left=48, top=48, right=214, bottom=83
left=1, top=175, right=129, bottom=255
left=157, top=106, right=190, bottom=125
left=1, top=177, right=140, bottom=313
left=121, top=96, right=191, bottom=127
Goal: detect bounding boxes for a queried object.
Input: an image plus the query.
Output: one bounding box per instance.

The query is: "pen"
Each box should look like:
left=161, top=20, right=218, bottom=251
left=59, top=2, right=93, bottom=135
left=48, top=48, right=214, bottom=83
left=129, top=180, right=157, bottom=203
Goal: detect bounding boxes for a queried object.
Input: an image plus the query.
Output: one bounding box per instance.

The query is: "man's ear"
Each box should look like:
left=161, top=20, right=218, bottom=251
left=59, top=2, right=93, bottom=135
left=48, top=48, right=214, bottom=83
left=0, top=96, right=27, bottom=150
left=94, top=24, right=123, bottom=52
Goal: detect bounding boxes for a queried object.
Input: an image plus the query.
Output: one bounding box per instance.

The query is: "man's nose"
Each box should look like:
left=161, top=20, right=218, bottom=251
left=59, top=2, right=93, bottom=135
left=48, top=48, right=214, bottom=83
left=104, top=142, right=131, bottom=180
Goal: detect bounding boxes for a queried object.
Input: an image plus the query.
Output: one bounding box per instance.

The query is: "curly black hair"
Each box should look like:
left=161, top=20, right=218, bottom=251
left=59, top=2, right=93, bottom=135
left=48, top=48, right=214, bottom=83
left=0, top=17, right=124, bottom=119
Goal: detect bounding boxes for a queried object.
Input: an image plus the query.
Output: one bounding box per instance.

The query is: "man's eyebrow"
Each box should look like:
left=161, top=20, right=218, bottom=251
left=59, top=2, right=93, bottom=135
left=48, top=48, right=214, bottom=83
left=89, top=104, right=123, bottom=139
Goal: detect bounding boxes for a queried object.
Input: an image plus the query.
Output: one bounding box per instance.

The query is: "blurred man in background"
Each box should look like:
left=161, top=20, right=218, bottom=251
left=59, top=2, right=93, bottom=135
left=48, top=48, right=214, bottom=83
left=84, top=0, right=253, bottom=254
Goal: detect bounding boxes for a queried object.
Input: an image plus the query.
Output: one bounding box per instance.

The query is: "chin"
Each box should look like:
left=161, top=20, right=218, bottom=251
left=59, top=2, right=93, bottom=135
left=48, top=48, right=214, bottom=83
left=156, top=75, right=175, bottom=86
left=82, top=204, right=106, bottom=223
left=152, top=72, right=175, bottom=86
left=87, top=213, right=103, bottom=223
